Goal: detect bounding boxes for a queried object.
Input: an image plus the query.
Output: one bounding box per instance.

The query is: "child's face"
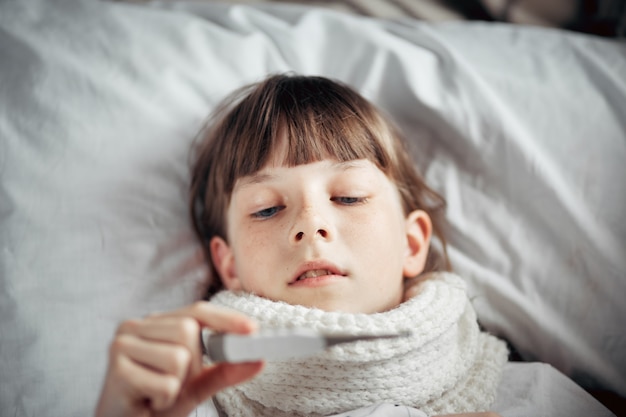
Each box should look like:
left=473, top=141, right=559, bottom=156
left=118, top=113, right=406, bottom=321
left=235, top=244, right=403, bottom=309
left=210, top=148, right=431, bottom=313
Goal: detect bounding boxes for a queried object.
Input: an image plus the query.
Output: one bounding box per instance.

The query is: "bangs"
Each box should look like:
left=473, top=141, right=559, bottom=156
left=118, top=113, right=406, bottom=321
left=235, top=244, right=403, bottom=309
left=278, top=78, right=391, bottom=168
left=219, top=75, right=394, bottom=193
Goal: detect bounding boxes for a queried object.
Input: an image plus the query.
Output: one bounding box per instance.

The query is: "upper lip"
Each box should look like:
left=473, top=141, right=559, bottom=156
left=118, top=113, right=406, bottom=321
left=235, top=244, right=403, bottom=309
left=289, top=260, right=346, bottom=284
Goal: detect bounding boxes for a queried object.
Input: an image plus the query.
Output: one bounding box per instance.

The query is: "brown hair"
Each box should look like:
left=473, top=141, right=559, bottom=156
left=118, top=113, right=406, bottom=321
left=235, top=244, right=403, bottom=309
left=190, top=74, right=450, bottom=296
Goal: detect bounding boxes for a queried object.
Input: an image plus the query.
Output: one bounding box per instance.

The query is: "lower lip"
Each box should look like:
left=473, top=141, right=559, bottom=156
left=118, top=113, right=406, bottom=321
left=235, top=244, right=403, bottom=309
left=289, top=274, right=346, bottom=287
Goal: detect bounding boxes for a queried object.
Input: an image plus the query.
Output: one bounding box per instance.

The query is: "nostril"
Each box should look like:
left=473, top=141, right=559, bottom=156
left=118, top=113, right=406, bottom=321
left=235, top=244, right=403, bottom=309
left=294, top=229, right=329, bottom=242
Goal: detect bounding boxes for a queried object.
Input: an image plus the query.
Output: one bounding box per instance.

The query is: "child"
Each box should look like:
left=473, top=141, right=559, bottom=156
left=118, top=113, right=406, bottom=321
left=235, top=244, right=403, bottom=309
left=95, top=74, right=614, bottom=417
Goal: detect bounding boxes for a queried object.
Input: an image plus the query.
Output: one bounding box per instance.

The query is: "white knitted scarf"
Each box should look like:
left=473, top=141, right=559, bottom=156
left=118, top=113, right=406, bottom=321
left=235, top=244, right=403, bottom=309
left=209, top=272, right=508, bottom=417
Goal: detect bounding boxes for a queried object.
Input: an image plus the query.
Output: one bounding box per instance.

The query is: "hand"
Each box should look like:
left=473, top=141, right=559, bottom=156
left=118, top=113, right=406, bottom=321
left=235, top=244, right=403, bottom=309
left=95, top=302, right=264, bottom=417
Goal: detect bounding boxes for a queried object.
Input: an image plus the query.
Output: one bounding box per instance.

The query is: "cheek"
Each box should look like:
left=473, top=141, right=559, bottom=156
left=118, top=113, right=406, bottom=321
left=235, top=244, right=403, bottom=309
left=350, top=208, right=407, bottom=263
left=348, top=207, right=404, bottom=240
left=236, top=225, right=268, bottom=263
left=232, top=223, right=284, bottom=286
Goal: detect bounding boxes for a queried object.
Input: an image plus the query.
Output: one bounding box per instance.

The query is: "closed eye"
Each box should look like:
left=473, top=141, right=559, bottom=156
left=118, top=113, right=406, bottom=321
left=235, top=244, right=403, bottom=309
left=252, top=206, right=285, bottom=219
left=331, top=196, right=367, bottom=205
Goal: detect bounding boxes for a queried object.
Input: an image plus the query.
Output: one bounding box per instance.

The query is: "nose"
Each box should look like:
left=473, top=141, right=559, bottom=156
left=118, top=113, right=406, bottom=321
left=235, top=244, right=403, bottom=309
left=290, top=207, right=333, bottom=244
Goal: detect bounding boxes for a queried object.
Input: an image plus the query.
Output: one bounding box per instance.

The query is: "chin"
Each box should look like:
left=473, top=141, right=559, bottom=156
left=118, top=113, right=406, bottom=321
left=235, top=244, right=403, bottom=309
left=287, top=297, right=360, bottom=313
left=314, top=299, right=402, bottom=314
left=281, top=291, right=401, bottom=314
left=299, top=299, right=379, bottom=314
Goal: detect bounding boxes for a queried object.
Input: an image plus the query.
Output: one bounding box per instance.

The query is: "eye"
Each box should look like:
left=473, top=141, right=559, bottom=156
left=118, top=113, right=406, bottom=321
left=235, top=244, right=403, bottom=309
left=332, top=196, right=366, bottom=205
left=252, top=206, right=284, bottom=219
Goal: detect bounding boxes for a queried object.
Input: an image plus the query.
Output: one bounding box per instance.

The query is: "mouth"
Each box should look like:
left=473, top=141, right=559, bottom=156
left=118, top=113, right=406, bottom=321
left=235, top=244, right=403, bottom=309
left=289, top=262, right=347, bottom=286
left=295, top=269, right=335, bottom=281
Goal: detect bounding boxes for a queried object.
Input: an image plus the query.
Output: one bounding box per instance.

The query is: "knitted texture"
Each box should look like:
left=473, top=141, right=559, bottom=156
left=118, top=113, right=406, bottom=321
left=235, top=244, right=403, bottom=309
left=210, top=272, right=508, bottom=417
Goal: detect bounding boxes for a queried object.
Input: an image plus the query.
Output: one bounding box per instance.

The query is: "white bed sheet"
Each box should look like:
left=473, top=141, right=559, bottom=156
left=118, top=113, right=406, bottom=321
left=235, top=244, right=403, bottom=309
left=0, top=0, right=624, bottom=415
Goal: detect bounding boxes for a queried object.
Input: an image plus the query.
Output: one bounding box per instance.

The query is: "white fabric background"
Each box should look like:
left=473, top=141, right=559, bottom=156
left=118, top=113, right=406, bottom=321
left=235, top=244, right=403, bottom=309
left=0, top=0, right=624, bottom=415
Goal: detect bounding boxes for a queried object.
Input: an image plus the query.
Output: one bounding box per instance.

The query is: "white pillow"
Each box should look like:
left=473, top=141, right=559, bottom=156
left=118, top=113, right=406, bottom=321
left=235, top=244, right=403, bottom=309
left=0, top=1, right=624, bottom=415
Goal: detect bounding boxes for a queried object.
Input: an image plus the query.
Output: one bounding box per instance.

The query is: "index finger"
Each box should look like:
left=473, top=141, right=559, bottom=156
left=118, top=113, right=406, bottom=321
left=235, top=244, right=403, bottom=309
left=149, top=301, right=257, bottom=335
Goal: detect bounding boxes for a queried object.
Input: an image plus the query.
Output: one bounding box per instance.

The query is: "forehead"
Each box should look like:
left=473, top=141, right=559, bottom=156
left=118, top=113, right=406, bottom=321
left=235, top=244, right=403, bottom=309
left=235, top=159, right=377, bottom=189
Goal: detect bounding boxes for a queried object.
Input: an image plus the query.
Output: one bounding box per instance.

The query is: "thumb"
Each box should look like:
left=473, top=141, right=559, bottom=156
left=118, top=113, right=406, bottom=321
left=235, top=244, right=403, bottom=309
left=178, top=362, right=264, bottom=410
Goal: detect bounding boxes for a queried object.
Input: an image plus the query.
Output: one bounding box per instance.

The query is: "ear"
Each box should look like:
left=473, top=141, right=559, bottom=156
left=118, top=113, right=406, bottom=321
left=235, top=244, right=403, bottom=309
left=402, top=210, right=432, bottom=278
left=209, top=236, right=242, bottom=291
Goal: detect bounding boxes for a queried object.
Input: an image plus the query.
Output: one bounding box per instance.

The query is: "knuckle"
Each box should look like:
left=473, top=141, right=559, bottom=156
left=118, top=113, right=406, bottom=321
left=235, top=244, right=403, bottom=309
left=152, top=376, right=181, bottom=410
left=116, top=319, right=140, bottom=335
left=168, top=346, right=191, bottom=373
left=176, top=317, right=199, bottom=344
left=108, top=334, right=132, bottom=357
left=108, top=351, right=131, bottom=377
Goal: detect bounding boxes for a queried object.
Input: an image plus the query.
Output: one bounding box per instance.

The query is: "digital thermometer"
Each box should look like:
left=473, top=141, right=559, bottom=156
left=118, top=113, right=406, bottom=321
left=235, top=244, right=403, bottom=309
left=201, top=327, right=411, bottom=363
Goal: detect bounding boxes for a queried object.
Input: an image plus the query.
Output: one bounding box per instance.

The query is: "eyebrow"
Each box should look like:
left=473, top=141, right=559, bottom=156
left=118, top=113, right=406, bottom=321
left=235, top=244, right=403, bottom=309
left=236, top=160, right=369, bottom=189
left=236, top=173, right=277, bottom=188
left=335, top=160, right=367, bottom=171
